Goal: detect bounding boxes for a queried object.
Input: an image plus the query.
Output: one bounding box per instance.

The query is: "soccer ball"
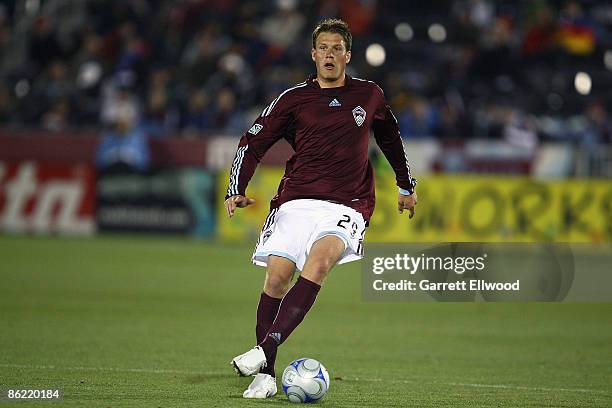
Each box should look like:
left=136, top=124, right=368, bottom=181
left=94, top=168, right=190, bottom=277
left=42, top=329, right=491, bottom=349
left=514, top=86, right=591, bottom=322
left=281, top=358, right=330, bottom=403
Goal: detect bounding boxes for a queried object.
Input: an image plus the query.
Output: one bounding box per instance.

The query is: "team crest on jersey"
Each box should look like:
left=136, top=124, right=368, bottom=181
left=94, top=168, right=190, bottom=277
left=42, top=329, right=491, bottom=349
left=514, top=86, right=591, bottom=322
left=352, top=106, right=366, bottom=127
left=248, top=124, right=263, bottom=135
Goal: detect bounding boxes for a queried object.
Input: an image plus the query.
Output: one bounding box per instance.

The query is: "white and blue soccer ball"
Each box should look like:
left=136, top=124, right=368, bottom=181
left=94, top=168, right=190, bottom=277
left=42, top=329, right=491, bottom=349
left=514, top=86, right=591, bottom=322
left=281, top=358, right=330, bottom=403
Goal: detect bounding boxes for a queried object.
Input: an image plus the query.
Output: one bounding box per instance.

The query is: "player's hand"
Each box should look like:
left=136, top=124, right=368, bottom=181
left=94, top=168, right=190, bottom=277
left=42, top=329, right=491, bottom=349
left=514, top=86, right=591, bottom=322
left=225, top=195, right=255, bottom=218
left=398, top=192, right=417, bottom=219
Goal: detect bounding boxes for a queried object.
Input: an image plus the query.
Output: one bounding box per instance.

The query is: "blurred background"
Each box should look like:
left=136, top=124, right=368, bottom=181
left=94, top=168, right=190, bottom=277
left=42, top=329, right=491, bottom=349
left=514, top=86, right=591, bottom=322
left=0, top=0, right=610, bottom=242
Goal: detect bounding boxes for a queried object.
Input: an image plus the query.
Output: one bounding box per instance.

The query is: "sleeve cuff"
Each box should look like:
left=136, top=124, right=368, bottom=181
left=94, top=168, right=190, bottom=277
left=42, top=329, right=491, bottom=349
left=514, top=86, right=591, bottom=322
left=399, top=187, right=412, bottom=196
left=225, top=191, right=244, bottom=200
left=399, top=178, right=417, bottom=196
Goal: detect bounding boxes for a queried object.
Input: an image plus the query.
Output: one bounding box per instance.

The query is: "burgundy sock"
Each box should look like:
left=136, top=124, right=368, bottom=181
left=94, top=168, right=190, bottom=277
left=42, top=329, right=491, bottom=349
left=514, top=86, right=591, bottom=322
left=256, top=292, right=282, bottom=344
left=259, top=276, right=321, bottom=378
left=257, top=292, right=282, bottom=377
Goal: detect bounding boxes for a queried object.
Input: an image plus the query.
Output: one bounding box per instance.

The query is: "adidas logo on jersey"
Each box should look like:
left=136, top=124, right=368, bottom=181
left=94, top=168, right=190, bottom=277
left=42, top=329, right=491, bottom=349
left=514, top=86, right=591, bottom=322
left=248, top=124, right=263, bottom=135
left=329, top=98, right=341, bottom=107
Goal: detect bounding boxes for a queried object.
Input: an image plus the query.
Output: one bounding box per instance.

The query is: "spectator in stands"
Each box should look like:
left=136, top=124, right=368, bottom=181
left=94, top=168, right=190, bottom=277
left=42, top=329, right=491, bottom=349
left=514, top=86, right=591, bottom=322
left=73, top=34, right=105, bottom=122
left=318, top=0, right=376, bottom=38
left=578, top=101, right=612, bottom=147
left=183, top=90, right=213, bottom=135
left=29, top=16, right=63, bottom=75
left=0, top=83, right=9, bottom=124
left=0, top=5, right=10, bottom=68
left=96, top=89, right=150, bottom=172
left=101, top=74, right=141, bottom=127
left=557, top=0, right=596, bottom=56
left=203, top=50, right=255, bottom=107
left=522, top=3, right=557, bottom=56
left=42, top=60, right=73, bottom=106
left=503, top=110, right=539, bottom=151
left=209, top=88, right=247, bottom=134
left=41, top=99, right=71, bottom=132
left=260, top=0, right=306, bottom=61
left=398, top=96, right=441, bottom=139
left=181, top=25, right=231, bottom=87
left=139, top=66, right=180, bottom=138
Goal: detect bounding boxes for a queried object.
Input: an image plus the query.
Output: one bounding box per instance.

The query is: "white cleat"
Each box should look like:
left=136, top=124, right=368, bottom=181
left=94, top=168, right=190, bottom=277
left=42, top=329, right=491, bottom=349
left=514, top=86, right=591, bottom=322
left=243, top=373, right=277, bottom=399
left=231, top=346, right=267, bottom=376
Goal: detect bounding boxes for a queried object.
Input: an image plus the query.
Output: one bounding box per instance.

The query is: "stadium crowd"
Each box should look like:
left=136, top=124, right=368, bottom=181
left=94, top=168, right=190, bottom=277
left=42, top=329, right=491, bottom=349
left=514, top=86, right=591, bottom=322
left=0, top=0, right=611, bottom=147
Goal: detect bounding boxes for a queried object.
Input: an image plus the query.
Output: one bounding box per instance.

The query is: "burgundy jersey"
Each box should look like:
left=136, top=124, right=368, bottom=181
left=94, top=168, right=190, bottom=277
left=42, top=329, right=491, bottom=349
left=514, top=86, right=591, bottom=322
left=226, top=74, right=416, bottom=222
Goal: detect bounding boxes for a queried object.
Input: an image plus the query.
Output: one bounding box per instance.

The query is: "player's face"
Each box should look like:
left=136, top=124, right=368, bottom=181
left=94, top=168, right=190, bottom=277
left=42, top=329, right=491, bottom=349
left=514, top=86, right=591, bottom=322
left=311, top=32, right=351, bottom=86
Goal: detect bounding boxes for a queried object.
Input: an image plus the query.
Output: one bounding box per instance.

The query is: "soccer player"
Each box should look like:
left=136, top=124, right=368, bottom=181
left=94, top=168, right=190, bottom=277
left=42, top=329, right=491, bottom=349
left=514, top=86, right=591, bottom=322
left=225, top=18, right=417, bottom=399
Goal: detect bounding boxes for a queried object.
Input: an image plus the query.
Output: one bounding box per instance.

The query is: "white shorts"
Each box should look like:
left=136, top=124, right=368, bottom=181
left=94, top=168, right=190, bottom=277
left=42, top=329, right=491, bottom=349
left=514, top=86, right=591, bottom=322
left=252, top=199, right=367, bottom=271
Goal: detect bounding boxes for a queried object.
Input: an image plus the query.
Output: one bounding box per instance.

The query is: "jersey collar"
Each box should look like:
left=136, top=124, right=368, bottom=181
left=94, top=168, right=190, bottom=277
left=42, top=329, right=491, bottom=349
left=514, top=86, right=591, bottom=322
left=308, top=74, right=352, bottom=91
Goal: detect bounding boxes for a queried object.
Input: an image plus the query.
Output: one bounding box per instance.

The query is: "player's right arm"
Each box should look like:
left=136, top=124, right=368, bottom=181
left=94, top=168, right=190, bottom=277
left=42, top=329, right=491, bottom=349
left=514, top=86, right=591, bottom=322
left=225, top=94, right=293, bottom=217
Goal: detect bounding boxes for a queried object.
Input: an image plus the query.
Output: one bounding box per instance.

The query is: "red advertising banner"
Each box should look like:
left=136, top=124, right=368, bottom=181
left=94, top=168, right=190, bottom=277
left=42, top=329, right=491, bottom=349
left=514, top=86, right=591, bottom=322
left=0, top=161, right=96, bottom=235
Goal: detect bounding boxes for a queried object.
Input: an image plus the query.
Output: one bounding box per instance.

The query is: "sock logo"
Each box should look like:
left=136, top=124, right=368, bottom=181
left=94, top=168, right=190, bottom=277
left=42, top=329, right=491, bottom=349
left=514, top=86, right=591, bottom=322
left=268, top=332, right=281, bottom=344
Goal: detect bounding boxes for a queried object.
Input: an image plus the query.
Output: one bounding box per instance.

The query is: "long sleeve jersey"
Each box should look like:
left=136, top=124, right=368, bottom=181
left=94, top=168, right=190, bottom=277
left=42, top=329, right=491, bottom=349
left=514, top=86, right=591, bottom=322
left=226, top=74, right=416, bottom=222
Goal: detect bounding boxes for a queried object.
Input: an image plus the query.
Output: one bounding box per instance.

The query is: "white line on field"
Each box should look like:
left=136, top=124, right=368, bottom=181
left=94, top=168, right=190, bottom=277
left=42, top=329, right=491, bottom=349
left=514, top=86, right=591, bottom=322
left=445, top=381, right=607, bottom=394
left=349, top=376, right=608, bottom=394
left=361, top=377, right=607, bottom=395
left=2, top=363, right=609, bottom=396
left=0, top=363, right=203, bottom=376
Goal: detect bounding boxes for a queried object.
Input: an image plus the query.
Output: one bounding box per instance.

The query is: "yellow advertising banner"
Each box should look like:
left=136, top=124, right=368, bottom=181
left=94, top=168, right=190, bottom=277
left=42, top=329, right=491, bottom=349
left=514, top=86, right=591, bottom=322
left=217, top=168, right=611, bottom=243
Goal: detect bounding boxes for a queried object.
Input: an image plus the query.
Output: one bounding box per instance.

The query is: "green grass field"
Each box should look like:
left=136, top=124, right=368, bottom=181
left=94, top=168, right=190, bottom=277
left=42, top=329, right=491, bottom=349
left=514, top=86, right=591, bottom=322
left=0, top=235, right=611, bottom=407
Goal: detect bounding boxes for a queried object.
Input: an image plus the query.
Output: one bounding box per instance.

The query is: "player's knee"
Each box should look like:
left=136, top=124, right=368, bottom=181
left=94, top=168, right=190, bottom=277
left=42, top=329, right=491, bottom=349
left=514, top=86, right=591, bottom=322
left=307, top=257, right=334, bottom=279
left=264, top=272, right=291, bottom=297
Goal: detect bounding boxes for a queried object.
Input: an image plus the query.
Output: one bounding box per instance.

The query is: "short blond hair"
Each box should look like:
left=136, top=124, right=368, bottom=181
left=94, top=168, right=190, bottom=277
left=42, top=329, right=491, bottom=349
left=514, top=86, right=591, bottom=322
left=312, top=18, right=352, bottom=51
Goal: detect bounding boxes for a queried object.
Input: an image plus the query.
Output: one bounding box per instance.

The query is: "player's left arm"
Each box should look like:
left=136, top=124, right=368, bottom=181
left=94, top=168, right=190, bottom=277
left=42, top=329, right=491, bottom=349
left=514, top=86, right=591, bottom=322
left=371, top=87, right=418, bottom=218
